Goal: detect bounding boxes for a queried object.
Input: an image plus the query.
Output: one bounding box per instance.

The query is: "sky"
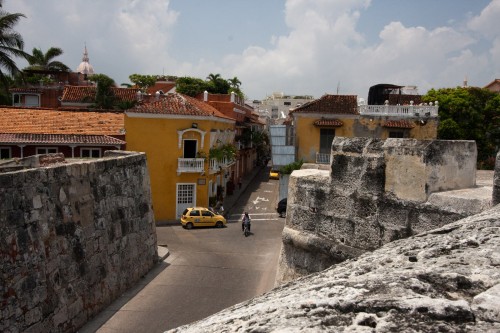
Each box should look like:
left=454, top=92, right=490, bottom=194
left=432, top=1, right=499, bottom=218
left=5, top=0, right=499, bottom=100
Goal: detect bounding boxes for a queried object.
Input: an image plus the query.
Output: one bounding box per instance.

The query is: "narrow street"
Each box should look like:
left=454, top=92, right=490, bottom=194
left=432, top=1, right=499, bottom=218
left=79, top=167, right=285, bottom=333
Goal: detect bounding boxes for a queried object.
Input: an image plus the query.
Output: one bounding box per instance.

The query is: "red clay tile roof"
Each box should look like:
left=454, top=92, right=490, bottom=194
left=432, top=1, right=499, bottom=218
left=146, top=82, right=176, bottom=95
left=290, top=94, right=359, bottom=115
left=130, top=93, right=235, bottom=121
left=383, top=120, right=415, bottom=129
left=0, top=107, right=124, bottom=135
left=0, top=133, right=125, bottom=145
left=313, top=119, right=344, bottom=127
left=60, top=86, right=140, bottom=103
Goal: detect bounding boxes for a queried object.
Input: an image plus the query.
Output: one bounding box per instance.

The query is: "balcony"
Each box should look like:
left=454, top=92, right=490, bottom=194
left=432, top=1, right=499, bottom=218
left=209, top=157, right=236, bottom=173
left=358, top=102, right=439, bottom=117
left=177, top=158, right=205, bottom=175
left=316, top=153, right=331, bottom=164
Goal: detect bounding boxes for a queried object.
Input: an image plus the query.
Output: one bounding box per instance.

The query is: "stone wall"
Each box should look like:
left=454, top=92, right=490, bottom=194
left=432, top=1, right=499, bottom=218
left=277, top=137, right=490, bottom=283
left=0, top=151, right=157, bottom=333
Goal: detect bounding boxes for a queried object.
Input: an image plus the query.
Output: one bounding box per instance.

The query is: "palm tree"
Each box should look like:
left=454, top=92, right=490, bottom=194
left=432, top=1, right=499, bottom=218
left=228, top=76, right=241, bottom=89
left=26, top=47, right=70, bottom=71
left=206, top=73, right=221, bottom=83
left=0, top=1, right=30, bottom=95
left=206, top=73, right=230, bottom=94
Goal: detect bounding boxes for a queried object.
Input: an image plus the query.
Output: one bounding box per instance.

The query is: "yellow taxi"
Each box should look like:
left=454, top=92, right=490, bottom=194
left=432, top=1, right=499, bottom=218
left=181, top=207, right=227, bottom=229
left=269, top=169, right=280, bottom=180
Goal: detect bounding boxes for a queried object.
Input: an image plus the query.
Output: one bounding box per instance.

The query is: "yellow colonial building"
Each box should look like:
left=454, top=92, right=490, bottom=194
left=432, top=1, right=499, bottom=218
left=290, top=94, right=439, bottom=163
left=125, top=93, right=236, bottom=221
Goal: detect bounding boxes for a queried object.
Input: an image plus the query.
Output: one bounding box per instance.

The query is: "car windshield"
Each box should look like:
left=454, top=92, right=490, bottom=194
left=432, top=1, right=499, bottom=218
left=182, top=209, right=189, bottom=215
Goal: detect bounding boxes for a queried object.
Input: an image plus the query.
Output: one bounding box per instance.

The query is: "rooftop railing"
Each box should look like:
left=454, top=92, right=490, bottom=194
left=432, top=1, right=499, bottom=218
left=358, top=101, right=439, bottom=117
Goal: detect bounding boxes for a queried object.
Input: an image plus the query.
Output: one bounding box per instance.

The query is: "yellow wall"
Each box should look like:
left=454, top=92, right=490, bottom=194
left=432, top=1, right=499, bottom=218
left=294, top=114, right=438, bottom=163
left=125, top=115, right=233, bottom=221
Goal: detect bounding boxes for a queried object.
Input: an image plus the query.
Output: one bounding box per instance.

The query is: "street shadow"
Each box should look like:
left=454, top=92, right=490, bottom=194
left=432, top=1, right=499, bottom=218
left=78, top=252, right=170, bottom=332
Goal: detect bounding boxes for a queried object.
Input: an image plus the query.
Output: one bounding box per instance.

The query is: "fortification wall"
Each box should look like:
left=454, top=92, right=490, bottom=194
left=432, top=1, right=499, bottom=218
left=277, top=138, right=490, bottom=283
left=0, top=151, right=157, bottom=333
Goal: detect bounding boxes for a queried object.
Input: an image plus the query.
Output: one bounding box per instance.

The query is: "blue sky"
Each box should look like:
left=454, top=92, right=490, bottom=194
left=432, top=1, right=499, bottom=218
left=7, top=0, right=499, bottom=100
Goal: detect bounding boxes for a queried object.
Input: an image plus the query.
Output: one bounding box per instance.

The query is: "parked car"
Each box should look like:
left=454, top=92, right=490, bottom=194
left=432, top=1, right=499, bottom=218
left=277, top=198, right=287, bottom=217
left=181, top=207, right=227, bottom=229
left=269, top=169, right=280, bottom=180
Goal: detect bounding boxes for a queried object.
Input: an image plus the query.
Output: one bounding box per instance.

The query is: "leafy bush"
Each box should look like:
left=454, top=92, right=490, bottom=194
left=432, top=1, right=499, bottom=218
left=279, top=159, right=303, bottom=175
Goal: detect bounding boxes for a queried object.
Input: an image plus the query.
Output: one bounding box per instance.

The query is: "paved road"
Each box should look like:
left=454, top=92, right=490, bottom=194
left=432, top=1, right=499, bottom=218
left=80, top=167, right=285, bottom=333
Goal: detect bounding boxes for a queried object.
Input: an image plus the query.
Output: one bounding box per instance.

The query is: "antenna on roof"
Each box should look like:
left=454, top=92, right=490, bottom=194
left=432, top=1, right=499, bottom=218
left=336, top=81, right=340, bottom=95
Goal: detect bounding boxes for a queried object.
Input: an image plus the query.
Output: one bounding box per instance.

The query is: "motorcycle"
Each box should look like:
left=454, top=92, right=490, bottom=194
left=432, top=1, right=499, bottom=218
left=243, top=222, right=250, bottom=237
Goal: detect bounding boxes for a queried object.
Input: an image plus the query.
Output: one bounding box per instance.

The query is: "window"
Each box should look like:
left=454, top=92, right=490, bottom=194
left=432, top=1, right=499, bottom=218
left=36, top=147, right=58, bottom=154
left=202, top=210, right=213, bottom=217
left=389, top=131, right=404, bottom=138
left=319, top=128, right=335, bottom=154
left=284, top=101, right=291, bottom=106
left=190, top=210, right=200, bottom=217
left=0, top=147, right=11, bottom=159
left=81, top=148, right=101, bottom=158
left=183, top=139, right=197, bottom=158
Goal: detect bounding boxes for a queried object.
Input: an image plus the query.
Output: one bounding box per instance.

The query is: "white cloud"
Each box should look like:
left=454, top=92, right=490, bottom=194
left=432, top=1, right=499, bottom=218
left=5, top=0, right=499, bottom=98
left=468, top=0, right=500, bottom=38
left=218, top=0, right=497, bottom=98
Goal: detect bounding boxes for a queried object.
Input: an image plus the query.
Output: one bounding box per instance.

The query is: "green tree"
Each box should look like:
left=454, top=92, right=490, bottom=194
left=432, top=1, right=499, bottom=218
left=423, top=87, right=500, bottom=168
left=0, top=1, right=30, bottom=96
left=26, top=47, right=69, bottom=71
left=176, top=76, right=209, bottom=97
left=89, top=74, right=116, bottom=109
left=129, top=74, right=157, bottom=91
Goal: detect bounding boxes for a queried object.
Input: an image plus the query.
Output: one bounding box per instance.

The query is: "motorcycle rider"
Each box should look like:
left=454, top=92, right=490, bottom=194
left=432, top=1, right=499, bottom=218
left=242, top=212, right=251, bottom=232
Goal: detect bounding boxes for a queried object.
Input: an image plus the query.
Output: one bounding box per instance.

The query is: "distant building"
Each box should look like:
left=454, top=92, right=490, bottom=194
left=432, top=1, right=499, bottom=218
left=484, top=79, right=500, bottom=93
left=252, top=92, right=315, bottom=125
left=290, top=90, right=439, bottom=164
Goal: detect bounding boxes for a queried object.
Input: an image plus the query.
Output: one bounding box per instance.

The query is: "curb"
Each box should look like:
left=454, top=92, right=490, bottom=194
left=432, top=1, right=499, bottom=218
left=157, top=246, right=170, bottom=261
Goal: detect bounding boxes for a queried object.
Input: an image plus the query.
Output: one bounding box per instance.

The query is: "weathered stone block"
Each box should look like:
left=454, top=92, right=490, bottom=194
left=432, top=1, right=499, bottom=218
left=384, top=139, right=476, bottom=202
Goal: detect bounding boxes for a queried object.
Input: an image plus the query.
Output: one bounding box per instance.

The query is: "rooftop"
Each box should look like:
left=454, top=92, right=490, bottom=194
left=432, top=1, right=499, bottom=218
left=0, top=107, right=124, bottom=136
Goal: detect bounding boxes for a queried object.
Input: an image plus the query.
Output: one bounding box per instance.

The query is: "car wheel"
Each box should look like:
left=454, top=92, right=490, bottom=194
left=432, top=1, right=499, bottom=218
left=215, top=221, right=223, bottom=228
left=186, top=222, right=193, bottom=230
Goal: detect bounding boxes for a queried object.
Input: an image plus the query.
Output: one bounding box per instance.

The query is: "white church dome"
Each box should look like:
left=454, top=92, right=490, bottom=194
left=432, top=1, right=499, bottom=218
left=76, top=45, right=94, bottom=75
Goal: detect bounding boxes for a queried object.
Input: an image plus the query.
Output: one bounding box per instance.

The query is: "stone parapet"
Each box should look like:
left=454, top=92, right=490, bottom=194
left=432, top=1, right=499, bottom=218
left=0, top=151, right=157, bottom=333
left=277, top=138, right=489, bottom=283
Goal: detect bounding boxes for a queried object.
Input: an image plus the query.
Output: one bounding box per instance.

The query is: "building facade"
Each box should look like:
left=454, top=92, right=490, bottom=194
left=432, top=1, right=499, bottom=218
left=290, top=94, right=439, bottom=164
left=125, top=93, right=237, bottom=221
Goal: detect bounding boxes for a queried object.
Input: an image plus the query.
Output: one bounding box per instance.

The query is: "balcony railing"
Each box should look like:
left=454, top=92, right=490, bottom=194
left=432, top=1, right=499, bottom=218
left=316, top=153, right=331, bottom=164
left=358, top=103, right=439, bottom=117
left=177, top=158, right=205, bottom=174
left=209, top=157, right=236, bottom=173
